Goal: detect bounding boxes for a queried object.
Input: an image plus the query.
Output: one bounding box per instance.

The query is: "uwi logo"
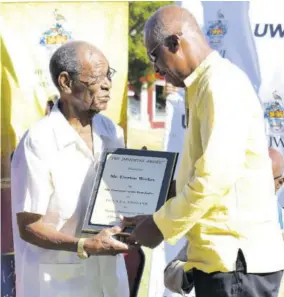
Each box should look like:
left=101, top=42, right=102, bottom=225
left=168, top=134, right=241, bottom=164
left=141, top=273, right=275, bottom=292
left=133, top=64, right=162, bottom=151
left=264, top=91, right=284, bottom=135
left=206, top=10, right=228, bottom=49
left=40, top=9, right=72, bottom=47
left=255, top=24, right=284, bottom=38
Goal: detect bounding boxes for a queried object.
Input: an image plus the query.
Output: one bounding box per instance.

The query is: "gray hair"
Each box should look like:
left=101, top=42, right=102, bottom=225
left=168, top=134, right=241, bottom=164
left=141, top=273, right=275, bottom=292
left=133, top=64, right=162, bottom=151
left=49, top=41, right=82, bottom=88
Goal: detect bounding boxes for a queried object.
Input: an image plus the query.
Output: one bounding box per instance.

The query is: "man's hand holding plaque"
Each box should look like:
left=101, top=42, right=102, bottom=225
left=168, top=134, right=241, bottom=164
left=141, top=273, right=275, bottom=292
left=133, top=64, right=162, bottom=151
left=122, top=215, right=164, bottom=248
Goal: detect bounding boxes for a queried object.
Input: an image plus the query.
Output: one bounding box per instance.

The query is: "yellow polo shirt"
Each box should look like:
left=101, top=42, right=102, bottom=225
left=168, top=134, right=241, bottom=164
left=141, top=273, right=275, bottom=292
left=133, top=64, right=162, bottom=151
left=154, top=51, right=284, bottom=273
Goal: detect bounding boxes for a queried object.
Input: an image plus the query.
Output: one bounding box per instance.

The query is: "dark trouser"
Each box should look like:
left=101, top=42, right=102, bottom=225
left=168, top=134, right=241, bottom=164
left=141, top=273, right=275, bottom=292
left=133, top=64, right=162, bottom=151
left=192, top=249, right=283, bottom=297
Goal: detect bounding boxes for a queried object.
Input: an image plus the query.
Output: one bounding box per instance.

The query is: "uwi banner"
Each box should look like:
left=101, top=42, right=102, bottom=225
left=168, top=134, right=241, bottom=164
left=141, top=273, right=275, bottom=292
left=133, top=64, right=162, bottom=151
left=181, top=0, right=284, bottom=154
left=0, top=2, right=128, bottom=296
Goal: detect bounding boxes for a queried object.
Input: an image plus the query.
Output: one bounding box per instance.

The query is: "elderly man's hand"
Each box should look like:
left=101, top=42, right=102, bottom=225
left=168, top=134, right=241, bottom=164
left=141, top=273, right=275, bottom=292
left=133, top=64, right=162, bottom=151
left=84, top=226, right=139, bottom=256
left=123, top=215, right=163, bottom=248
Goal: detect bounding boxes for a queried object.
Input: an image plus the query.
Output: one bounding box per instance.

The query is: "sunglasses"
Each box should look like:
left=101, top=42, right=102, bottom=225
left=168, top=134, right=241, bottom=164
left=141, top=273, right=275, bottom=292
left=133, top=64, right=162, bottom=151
left=147, top=43, right=161, bottom=63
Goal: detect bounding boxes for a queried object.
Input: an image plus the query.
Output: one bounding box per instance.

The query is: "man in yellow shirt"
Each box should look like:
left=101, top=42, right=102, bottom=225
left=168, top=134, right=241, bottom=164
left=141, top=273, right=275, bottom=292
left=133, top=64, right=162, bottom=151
left=124, top=5, right=284, bottom=297
left=163, top=148, right=284, bottom=296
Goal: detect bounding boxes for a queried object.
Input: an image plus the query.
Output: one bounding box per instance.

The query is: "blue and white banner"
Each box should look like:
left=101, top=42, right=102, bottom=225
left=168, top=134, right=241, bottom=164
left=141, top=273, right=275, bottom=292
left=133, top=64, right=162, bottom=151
left=201, top=1, right=261, bottom=93
left=250, top=0, right=284, bottom=153
left=180, top=0, right=284, bottom=154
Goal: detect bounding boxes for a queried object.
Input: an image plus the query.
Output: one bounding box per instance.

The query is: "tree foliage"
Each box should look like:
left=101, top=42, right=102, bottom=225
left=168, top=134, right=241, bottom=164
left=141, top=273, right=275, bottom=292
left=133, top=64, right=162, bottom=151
left=128, top=1, right=173, bottom=93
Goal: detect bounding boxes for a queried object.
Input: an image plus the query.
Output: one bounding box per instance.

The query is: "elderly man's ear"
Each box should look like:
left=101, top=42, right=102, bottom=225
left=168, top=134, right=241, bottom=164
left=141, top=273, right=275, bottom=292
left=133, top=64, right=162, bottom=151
left=58, top=72, right=73, bottom=94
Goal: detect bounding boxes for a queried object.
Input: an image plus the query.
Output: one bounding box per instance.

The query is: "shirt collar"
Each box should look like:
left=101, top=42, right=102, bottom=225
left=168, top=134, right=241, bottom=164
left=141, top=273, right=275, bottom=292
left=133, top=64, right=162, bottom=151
left=48, top=101, right=110, bottom=150
left=92, top=114, right=110, bottom=138
left=183, top=51, right=220, bottom=88
left=48, top=102, right=78, bottom=150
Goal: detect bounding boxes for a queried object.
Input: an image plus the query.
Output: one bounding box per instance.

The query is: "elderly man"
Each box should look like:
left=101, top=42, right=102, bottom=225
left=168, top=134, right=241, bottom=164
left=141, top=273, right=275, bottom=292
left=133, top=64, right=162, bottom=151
left=123, top=5, right=284, bottom=297
left=11, top=41, right=136, bottom=297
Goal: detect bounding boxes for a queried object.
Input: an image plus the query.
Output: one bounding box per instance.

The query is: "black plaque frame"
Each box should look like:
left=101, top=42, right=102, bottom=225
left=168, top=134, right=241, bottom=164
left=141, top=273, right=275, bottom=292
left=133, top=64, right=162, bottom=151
left=81, top=148, right=178, bottom=236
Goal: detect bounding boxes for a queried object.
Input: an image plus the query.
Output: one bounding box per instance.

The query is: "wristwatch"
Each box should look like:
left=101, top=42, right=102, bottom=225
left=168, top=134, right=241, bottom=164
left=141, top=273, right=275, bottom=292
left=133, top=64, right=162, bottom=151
left=77, top=238, right=89, bottom=259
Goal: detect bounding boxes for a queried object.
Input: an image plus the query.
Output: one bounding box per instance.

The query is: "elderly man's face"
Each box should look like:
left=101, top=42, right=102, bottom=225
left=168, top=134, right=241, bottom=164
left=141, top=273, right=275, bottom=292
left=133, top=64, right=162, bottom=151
left=65, top=51, right=115, bottom=113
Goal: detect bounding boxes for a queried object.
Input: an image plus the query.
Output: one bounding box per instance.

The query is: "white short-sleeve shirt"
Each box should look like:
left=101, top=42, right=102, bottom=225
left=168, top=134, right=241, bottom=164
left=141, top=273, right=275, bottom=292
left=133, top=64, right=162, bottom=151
left=11, top=103, right=129, bottom=297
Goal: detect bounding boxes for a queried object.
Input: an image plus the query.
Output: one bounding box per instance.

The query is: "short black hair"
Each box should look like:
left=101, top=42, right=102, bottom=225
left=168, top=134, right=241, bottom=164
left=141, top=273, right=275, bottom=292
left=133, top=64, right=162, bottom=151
left=49, top=41, right=82, bottom=88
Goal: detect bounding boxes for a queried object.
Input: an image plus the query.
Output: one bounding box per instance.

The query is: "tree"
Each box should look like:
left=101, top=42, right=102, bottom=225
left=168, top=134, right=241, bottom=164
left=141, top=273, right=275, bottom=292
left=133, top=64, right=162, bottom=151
left=128, top=1, right=173, bottom=95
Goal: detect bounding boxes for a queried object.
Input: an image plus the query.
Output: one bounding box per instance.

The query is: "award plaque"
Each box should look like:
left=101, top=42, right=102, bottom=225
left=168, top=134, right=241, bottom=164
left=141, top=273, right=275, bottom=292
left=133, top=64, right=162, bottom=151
left=81, top=148, right=178, bottom=236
